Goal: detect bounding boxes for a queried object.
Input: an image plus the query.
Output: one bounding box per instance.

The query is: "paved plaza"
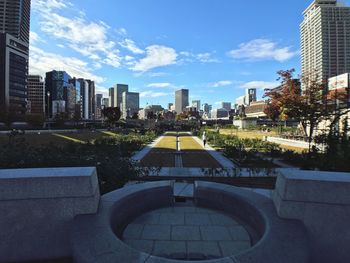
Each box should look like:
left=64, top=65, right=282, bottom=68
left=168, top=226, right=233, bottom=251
left=122, top=201, right=252, bottom=260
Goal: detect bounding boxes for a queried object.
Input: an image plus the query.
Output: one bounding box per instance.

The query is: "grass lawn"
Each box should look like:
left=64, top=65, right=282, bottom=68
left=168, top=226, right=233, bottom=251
left=214, top=129, right=278, bottom=140
left=182, top=152, right=222, bottom=168
left=140, top=153, right=175, bottom=167
left=153, top=135, right=177, bottom=151
left=0, top=131, right=113, bottom=146
left=141, top=133, right=222, bottom=168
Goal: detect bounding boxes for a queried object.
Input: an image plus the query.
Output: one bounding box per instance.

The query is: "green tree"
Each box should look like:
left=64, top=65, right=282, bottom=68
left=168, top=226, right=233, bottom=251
left=102, top=107, right=121, bottom=127
left=265, top=69, right=349, bottom=152
left=25, top=114, right=45, bottom=128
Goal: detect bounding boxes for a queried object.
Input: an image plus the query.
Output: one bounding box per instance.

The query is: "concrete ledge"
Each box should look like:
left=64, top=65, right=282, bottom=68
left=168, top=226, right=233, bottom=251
left=194, top=181, right=309, bottom=263
left=276, top=169, right=350, bottom=204
left=273, top=170, right=350, bottom=263
left=0, top=167, right=99, bottom=200
left=0, top=167, right=100, bottom=262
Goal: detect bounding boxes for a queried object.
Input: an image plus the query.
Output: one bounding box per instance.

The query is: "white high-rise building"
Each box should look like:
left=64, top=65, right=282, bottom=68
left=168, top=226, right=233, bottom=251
left=301, top=0, right=350, bottom=83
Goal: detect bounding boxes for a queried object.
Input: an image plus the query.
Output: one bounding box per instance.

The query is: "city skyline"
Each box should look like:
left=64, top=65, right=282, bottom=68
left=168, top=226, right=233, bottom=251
left=28, top=0, right=343, bottom=108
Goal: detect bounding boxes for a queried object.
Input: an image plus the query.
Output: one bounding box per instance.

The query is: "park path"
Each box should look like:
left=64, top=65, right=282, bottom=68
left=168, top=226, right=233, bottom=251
left=137, top=132, right=235, bottom=170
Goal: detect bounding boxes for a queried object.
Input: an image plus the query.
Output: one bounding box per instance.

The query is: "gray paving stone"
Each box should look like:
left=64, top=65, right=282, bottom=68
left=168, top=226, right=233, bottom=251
left=195, top=207, right=217, bottom=214
left=219, top=241, right=251, bottom=256
left=153, top=241, right=186, bottom=256
left=185, top=213, right=212, bottom=225
left=133, top=212, right=160, bottom=225
left=187, top=241, right=222, bottom=258
left=125, top=239, right=154, bottom=254
left=228, top=226, right=251, bottom=241
left=171, top=226, right=201, bottom=241
left=142, top=225, right=171, bottom=240
left=159, top=212, right=185, bottom=225
left=172, top=206, right=197, bottom=213
left=200, top=226, right=232, bottom=241
left=209, top=214, right=239, bottom=226
left=123, top=224, right=144, bottom=239
left=156, top=207, right=174, bottom=213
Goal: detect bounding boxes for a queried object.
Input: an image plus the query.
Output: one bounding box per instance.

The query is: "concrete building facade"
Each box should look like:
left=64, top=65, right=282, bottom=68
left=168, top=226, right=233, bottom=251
left=122, top=91, right=139, bottom=119
left=27, top=75, right=45, bottom=115
left=301, top=0, right=350, bottom=82
left=175, top=89, right=189, bottom=113
left=0, top=0, right=31, bottom=43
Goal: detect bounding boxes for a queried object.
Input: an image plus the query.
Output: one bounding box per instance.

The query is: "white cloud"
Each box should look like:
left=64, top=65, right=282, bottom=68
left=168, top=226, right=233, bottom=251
left=30, top=31, right=46, bottom=44
left=119, top=39, right=144, bottom=54
left=95, top=85, right=109, bottom=98
left=196, top=53, right=219, bottom=63
left=228, top=39, right=298, bottom=62
left=148, top=72, right=168, bottom=78
left=140, top=91, right=171, bottom=98
left=116, top=28, right=127, bottom=36
left=33, top=2, right=122, bottom=68
left=29, top=45, right=105, bottom=84
left=210, top=81, right=233, bottom=88
left=32, top=0, right=73, bottom=11
left=180, top=51, right=219, bottom=63
left=147, top=83, right=172, bottom=88
left=240, top=81, right=279, bottom=90
left=132, top=45, right=178, bottom=73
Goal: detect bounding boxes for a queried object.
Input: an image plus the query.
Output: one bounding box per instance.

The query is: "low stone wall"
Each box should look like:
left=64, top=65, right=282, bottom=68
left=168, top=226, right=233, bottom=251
left=194, top=181, right=309, bottom=263
left=273, top=169, right=350, bottom=263
left=266, top=136, right=319, bottom=150
left=0, top=167, right=100, bottom=262
left=71, top=181, right=174, bottom=263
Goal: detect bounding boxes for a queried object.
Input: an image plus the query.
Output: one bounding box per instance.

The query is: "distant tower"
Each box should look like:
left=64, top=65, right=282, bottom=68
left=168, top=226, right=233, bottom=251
left=301, top=0, right=350, bottom=82
left=27, top=75, right=45, bottom=115
left=114, top=84, right=128, bottom=109
left=175, top=89, right=189, bottom=113
left=245, top=88, right=257, bottom=105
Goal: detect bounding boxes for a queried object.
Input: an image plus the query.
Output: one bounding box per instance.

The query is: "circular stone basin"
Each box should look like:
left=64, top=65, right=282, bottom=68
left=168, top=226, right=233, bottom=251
left=122, top=201, right=252, bottom=261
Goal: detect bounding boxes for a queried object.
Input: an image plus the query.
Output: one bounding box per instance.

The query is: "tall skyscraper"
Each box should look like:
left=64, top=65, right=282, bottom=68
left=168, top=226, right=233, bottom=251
left=102, top=98, right=109, bottom=108
left=221, top=102, right=232, bottom=111
left=192, top=100, right=201, bottom=111
left=122, top=92, right=139, bottom=118
left=69, top=78, right=82, bottom=120
left=95, top=94, right=103, bottom=119
left=27, top=75, right=45, bottom=115
left=77, top=79, right=95, bottom=120
left=115, top=84, right=128, bottom=109
left=0, top=0, right=31, bottom=116
left=245, top=88, right=257, bottom=105
left=108, top=87, right=115, bottom=107
left=0, top=0, right=31, bottom=43
left=45, top=71, right=71, bottom=118
left=86, top=80, right=96, bottom=120
left=301, top=0, right=350, bottom=82
left=175, top=89, right=189, bottom=113
left=0, top=33, right=29, bottom=115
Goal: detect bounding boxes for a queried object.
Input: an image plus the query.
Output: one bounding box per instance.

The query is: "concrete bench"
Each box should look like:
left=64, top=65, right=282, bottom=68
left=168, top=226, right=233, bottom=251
left=194, top=181, right=310, bottom=263
left=0, top=167, right=99, bottom=262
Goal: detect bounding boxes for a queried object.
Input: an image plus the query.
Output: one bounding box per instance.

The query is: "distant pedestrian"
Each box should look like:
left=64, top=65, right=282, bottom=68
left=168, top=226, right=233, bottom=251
left=202, top=131, right=207, bottom=147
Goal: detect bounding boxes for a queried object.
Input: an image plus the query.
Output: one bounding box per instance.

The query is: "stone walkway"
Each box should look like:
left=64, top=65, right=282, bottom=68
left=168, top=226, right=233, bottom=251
left=122, top=202, right=252, bottom=260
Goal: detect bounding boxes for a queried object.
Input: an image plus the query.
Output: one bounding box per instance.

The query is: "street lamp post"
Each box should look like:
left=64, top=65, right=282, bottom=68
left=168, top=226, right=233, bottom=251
left=47, top=91, right=50, bottom=129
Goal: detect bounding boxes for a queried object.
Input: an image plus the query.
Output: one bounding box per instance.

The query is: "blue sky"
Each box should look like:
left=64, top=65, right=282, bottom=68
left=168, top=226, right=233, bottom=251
left=29, top=0, right=350, bottom=108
